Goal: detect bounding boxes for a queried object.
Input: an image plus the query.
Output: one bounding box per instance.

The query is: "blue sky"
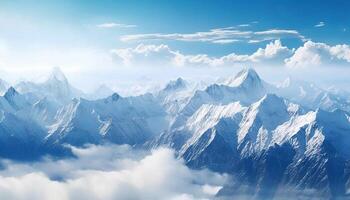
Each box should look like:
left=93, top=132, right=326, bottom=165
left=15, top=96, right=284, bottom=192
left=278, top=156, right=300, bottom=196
left=0, top=0, right=349, bottom=92
left=2, top=0, right=349, bottom=52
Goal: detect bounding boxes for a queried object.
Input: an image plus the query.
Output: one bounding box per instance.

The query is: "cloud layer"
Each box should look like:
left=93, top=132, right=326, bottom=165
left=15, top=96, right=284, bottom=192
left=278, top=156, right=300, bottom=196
left=112, top=40, right=350, bottom=68
left=0, top=145, right=227, bottom=200
left=112, top=40, right=294, bottom=67
left=120, top=27, right=305, bottom=44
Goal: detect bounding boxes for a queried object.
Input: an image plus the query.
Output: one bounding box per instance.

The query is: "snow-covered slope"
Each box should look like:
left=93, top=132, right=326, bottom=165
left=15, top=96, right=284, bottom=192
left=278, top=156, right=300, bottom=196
left=171, top=68, right=266, bottom=129
left=276, top=77, right=350, bottom=112
left=237, top=94, right=304, bottom=156
left=152, top=83, right=350, bottom=198
left=46, top=93, right=167, bottom=146
left=157, top=77, right=197, bottom=118
left=30, top=97, right=60, bottom=126
left=3, top=87, right=31, bottom=111
left=0, top=87, right=65, bottom=160
left=15, top=67, right=83, bottom=105
left=0, top=67, right=350, bottom=198
left=179, top=102, right=245, bottom=171
left=0, top=79, right=9, bottom=95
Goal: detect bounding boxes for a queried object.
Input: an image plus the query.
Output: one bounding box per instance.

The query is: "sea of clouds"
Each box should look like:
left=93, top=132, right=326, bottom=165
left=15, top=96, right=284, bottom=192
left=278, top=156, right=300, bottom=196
left=0, top=145, right=228, bottom=200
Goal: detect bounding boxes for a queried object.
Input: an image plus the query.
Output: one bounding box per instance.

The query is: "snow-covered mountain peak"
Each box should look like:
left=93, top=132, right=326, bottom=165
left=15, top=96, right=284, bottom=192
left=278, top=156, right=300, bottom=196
left=225, top=68, right=261, bottom=88
left=3, top=86, right=30, bottom=110
left=109, top=93, right=121, bottom=102
left=94, top=92, right=122, bottom=103
left=15, top=67, right=84, bottom=104
left=47, top=67, right=68, bottom=83
left=237, top=94, right=297, bottom=147
left=246, top=94, right=294, bottom=120
left=4, top=86, right=19, bottom=99
left=257, top=93, right=304, bottom=115
left=164, top=77, right=187, bottom=91
left=43, top=67, right=70, bottom=92
left=204, top=84, right=223, bottom=97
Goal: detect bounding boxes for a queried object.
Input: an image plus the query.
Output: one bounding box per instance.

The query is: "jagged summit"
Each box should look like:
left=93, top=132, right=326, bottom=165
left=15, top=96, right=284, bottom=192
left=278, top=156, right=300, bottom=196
left=47, top=67, right=68, bottom=83
left=12, top=66, right=84, bottom=107
left=238, top=68, right=259, bottom=78
left=225, top=68, right=262, bottom=88
left=110, top=93, right=121, bottom=101
left=3, top=86, right=29, bottom=110
left=164, top=77, right=187, bottom=91
left=4, top=86, right=19, bottom=99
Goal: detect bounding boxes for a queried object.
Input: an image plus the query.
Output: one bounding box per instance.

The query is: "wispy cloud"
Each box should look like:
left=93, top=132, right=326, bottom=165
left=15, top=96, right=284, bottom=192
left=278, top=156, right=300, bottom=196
left=120, top=27, right=305, bottom=44
left=238, top=24, right=250, bottom=27
left=314, top=21, right=325, bottom=27
left=97, top=22, right=137, bottom=28
left=211, top=39, right=239, bottom=44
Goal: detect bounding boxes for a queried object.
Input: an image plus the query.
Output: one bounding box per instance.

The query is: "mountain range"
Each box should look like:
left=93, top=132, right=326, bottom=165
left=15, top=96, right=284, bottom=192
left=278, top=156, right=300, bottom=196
left=0, top=67, right=350, bottom=199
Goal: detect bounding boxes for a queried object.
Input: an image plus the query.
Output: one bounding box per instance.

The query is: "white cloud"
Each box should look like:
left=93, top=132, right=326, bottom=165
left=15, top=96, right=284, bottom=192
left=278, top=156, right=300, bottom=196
left=111, top=40, right=350, bottom=69
left=238, top=24, right=250, bottom=27
left=111, top=40, right=293, bottom=67
left=0, top=145, right=228, bottom=200
left=111, top=44, right=177, bottom=66
left=120, top=27, right=304, bottom=44
left=211, top=39, right=239, bottom=44
left=254, top=29, right=306, bottom=42
left=285, top=41, right=350, bottom=68
left=250, top=40, right=294, bottom=61
left=329, top=44, right=350, bottom=62
left=314, top=22, right=325, bottom=27
left=97, top=23, right=137, bottom=28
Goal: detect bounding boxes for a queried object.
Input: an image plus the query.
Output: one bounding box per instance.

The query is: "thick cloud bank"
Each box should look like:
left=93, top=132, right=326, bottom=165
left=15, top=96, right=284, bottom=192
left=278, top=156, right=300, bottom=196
left=0, top=145, right=227, bottom=200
